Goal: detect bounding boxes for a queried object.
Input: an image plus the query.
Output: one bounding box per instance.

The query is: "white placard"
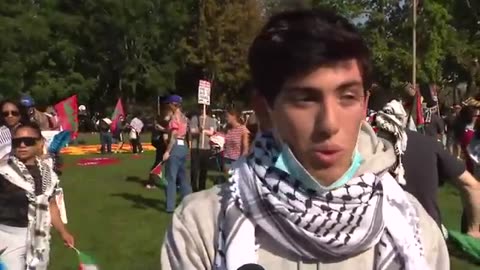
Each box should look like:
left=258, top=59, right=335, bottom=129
left=198, top=80, right=211, bottom=105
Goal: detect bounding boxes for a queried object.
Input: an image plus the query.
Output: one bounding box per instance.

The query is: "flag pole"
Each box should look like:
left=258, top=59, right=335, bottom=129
left=412, top=0, right=417, bottom=88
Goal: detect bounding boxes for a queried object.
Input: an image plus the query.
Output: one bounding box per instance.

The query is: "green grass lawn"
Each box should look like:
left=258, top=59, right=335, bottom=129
left=47, top=150, right=478, bottom=270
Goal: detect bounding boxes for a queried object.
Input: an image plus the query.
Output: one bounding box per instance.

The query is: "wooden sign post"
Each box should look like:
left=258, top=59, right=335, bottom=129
left=198, top=80, right=212, bottom=147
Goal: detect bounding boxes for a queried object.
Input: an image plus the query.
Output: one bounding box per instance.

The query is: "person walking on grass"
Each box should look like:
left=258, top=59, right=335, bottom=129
left=0, top=122, right=74, bottom=270
left=129, top=113, right=144, bottom=154
left=98, top=117, right=113, bottom=154
left=162, top=95, right=191, bottom=213
left=162, top=8, right=447, bottom=270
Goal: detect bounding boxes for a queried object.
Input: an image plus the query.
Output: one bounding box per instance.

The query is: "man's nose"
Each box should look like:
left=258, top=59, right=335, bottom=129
left=313, top=99, right=340, bottom=139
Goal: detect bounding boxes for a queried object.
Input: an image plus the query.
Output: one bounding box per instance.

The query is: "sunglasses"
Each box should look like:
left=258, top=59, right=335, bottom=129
left=12, top=137, right=41, bottom=148
left=2, top=111, right=20, bottom=117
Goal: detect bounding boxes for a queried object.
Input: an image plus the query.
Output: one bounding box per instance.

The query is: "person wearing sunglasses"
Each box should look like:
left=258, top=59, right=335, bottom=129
left=0, top=122, right=75, bottom=270
left=0, top=100, right=28, bottom=132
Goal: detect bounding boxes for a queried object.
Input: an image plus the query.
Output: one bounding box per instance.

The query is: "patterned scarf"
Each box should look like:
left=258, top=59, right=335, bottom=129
left=374, top=100, right=408, bottom=185
left=1, top=156, right=58, bottom=270
left=214, top=132, right=428, bottom=270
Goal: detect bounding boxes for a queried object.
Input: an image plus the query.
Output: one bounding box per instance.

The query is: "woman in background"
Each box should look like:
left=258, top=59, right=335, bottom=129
left=222, top=108, right=250, bottom=171
left=0, top=100, right=29, bottom=132
left=162, top=95, right=191, bottom=213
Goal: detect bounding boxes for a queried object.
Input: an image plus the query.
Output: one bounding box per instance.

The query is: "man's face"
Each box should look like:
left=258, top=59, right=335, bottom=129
left=269, top=59, right=367, bottom=184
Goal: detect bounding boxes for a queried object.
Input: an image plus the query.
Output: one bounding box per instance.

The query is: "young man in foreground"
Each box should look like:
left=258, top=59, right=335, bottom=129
left=162, top=8, right=448, bottom=270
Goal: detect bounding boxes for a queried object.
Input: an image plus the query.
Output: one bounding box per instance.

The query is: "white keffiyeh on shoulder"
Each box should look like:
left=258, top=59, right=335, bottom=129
left=374, top=100, right=408, bottom=185
left=0, top=156, right=59, bottom=270
left=214, top=132, right=428, bottom=270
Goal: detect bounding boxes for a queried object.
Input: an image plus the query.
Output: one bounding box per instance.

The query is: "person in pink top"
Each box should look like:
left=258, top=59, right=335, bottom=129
left=223, top=108, right=250, bottom=171
left=162, top=95, right=191, bottom=213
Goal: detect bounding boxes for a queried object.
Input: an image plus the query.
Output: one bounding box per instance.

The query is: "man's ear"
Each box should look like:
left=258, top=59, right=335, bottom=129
left=38, top=138, right=46, bottom=155
left=364, top=91, right=371, bottom=116
left=252, top=93, right=272, bottom=132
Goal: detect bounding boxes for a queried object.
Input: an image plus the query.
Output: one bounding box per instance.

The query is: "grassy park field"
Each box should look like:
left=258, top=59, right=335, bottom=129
left=46, top=133, right=478, bottom=270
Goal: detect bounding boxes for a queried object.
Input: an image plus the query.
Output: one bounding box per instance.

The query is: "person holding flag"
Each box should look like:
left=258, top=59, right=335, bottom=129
left=147, top=97, right=172, bottom=189
left=113, top=115, right=126, bottom=153
left=110, top=99, right=126, bottom=153
left=0, top=122, right=75, bottom=270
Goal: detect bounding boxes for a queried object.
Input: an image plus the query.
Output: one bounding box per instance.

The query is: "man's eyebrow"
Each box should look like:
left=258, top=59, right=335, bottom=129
left=284, top=86, right=318, bottom=92
left=335, top=80, right=363, bottom=91
left=284, top=80, right=363, bottom=93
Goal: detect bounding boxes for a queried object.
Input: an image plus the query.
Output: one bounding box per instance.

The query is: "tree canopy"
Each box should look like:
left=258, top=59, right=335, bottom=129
left=0, top=0, right=478, bottom=110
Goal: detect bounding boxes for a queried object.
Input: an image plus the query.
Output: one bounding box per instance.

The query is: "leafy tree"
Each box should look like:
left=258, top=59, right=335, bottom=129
left=180, top=0, right=263, bottom=105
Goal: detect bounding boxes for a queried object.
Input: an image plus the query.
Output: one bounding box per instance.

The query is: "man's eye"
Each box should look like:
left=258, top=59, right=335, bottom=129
left=341, top=95, right=358, bottom=100
left=292, top=95, right=315, bottom=103
left=339, top=94, right=363, bottom=105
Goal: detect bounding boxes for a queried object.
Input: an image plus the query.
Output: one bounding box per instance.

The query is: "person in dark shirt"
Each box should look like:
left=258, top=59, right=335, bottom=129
left=423, top=109, right=444, bottom=141
left=375, top=99, right=480, bottom=238
left=0, top=122, right=75, bottom=269
left=402, top=129, right=465, bottom=226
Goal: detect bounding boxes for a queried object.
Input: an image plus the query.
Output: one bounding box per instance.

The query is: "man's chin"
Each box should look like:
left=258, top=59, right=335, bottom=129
left=308, top=164, right=351, bottom=186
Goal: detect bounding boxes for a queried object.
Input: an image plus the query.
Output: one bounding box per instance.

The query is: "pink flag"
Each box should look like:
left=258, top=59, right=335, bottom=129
left=110, top=99, right=124, bottom=133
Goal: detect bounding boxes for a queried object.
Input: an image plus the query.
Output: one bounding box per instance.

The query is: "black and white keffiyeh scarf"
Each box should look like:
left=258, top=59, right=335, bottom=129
left=0, top=156, right=58, bottom=270
left=374, top=100, right=408, bottom=185
left=214, top=132, right=428, bottom=270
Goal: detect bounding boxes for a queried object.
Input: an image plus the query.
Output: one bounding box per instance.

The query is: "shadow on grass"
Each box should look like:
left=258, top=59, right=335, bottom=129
left=111, top=192, right=165, bottom=211
left=125, top=176, right=149, bottom=186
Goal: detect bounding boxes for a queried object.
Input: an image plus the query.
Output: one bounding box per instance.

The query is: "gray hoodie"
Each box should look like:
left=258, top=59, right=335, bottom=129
left=161, top=124, right=449, bottom=270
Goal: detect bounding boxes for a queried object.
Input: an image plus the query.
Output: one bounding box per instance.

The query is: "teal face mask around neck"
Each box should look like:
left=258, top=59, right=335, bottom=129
left=273, top=145, right=363, bottom=191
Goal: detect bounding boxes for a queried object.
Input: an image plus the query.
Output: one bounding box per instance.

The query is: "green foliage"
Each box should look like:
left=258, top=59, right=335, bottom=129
left=0, top=0, right=478, bottom=109
left=179, top=0, right=263, bottom=105
left=0, top=0, right=195, bottom=108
